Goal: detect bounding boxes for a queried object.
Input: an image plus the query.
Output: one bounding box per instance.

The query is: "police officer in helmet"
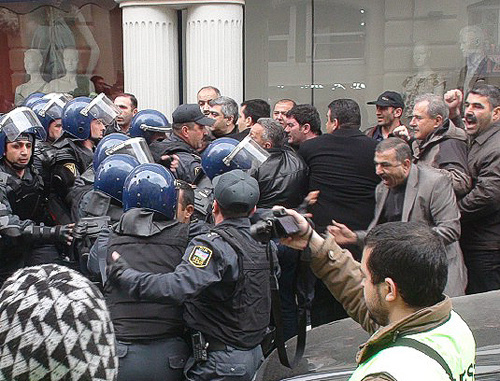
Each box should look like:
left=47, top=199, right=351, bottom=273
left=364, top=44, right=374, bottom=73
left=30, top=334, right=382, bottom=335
left=108, top=169, right=274, bottom=380
left=0, top=107, right=72, bottom=284
left=104, top=163, right=191, bottom=380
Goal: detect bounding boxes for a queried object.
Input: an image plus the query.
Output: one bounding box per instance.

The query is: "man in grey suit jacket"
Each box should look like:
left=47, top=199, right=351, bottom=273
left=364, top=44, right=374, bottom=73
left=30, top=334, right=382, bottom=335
left=331, top=137, right=467, bottom=296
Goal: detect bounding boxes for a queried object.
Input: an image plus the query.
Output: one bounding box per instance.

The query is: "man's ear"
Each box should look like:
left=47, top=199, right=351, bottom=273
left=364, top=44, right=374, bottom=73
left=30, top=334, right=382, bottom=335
left=384, top=277, right=398, bottom=302
left=302, top=123, right=311, bottom=134
left=492, top=106, right=500, bottom=122
left=394, top=107, right=403, bottom=118
left=186, top=204, right=195, bottom=219
left=246, top=116, right=253, bottom=128
left=181, top=125, right=190, bottom=138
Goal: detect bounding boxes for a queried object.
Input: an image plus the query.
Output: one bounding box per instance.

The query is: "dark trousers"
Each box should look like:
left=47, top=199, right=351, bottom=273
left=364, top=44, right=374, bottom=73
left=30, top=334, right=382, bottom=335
left=277, top=244, right=316, bottom=341
left=464, top=249, right=500, bottom=294
left=184, top=344, right=263, bottom=381
left=116, top=337, right=189, bottom=381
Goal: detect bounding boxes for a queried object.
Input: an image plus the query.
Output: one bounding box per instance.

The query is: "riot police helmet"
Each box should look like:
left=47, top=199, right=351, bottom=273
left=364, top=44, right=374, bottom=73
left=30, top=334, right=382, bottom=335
left=62, top=93, right=120, bottom=140
left=22, top=92, right=45, bottom=109
left=201, top=137, right=255, bottom=180
left=122, top=163, right=177, bottom=220
left=129, top=109, right=171, bottom=144
left=93, top=133, right=129, bottom=172
left=0, top=107, right=46, bottom=157
left=94, top=154, right=140, bottom=203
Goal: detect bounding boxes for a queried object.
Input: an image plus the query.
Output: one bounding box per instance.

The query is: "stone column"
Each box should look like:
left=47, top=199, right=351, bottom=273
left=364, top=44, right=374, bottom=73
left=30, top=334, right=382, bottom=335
left=119, top=3, right=178, bottom=117
left=186, top=3, right=244, bottom=105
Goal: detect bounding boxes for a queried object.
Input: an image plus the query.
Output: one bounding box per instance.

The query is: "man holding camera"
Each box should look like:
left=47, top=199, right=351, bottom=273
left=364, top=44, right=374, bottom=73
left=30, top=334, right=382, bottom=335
left=278, top=213, right=475, bottom=381
left=107, top=169, right=274, bottom=380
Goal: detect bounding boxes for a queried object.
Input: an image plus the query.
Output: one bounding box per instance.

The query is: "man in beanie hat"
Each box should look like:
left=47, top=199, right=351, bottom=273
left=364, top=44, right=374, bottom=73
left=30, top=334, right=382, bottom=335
left=108, top=169, right=275, bottom=381
left=0, top=264, right=118, bottom=380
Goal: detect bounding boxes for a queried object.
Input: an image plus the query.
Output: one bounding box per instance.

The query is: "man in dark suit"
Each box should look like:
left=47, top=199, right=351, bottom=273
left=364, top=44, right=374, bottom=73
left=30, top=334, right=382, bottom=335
left=298, top=98, right=380, bottom=326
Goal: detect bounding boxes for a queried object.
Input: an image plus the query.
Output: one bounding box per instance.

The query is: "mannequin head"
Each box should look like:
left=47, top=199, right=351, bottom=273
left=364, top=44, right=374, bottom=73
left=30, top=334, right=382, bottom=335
left=62, top=48, right=79, bottom=74
left=459, top=26, right=486, bottom=57
left=24, top=49, right=43, bottom=76
left=413, top=44, right=430, bottom=69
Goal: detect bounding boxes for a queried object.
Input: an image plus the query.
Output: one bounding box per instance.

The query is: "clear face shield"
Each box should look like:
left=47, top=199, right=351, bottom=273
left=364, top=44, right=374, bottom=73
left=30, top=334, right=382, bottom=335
left=223, top=135, right=270, bottom=171
left=0, top=107, right=47, bottom=142
left=39, top=93, right=71, bottom=119
left=105, top=137, right=154, bottom=164
left=140, top=123, right=172, bottom=133
left=81, top=93, right=120, bottom=126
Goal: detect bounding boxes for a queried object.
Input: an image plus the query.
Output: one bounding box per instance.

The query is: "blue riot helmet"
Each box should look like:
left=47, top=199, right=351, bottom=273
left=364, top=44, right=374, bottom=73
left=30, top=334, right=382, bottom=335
left=31, top=94, right=70, bottom=136
left=93, top=133, right=129, bottom=172
left=0, top=107, right=47, bottom=157
left=62, top=93, right=120, bottom=140
left=129, top=109, right=171, bottom=144
left=22, top=92, right=45, bottom=109
left=122, top=163, right=177, bottom=220
left=94, top=154, right=140, bottom=203
left=201, top=136, right=270, bottom=180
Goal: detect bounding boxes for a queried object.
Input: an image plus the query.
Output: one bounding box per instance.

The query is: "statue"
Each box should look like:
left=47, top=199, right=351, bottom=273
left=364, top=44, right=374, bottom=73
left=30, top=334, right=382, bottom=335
left=14, top=49, right=47, bottom=106
left=43, top=48, right=95, bottom=97
left=402, top=45, right=445, bottom=120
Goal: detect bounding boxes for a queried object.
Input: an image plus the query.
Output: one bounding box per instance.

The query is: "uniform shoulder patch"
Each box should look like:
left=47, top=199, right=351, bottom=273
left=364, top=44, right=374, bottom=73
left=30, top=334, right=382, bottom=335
left=188, top=245, right=213, bottom=268
left=63, top=162, right=77, bottom=176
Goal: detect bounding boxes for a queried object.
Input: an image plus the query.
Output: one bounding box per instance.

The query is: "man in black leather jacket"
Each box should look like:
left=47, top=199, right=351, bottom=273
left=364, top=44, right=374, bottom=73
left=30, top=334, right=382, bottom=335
left=249, top=117, right=313, bottom=340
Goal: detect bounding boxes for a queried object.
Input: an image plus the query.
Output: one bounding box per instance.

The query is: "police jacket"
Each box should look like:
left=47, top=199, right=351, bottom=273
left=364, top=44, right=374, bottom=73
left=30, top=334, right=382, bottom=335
left=0, top=163, right=48, bottom=284
left=0, top=162, right=49, bottom=225
left=310, top=234, right=475, bottom=381
left=111, top=217, right=274, bottom=349
left=252, top=146, right=308, bottom=208
left=104, top=208, right=189, bottom=341
left=51, top=134, right=94, bottom=196
left=150, top=134, right=203, bottom=184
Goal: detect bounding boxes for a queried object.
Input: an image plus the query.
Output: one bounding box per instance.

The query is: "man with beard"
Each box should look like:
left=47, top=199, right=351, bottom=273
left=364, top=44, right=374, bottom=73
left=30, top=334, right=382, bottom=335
left=446, top=84, right=500, bottom=294
left=277, top=216, right=475, bottom=381
left=365, top=91, right=409, bottom=141
left=0, top=107, right=73, bottom=283
left=330, top=137, right=467, bottom=296
left=284, top=104, right=322, bottom=149
left=272, top=98, right=296, bottom=128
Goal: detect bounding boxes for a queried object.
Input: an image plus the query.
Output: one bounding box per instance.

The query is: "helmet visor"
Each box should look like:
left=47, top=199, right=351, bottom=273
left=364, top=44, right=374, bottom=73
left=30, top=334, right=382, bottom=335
left=81, top=93, right=120, bottom=126
left=0, top=107, right=47, bottom=142
left=140, top=123, right=172, bottom=133
left=105, top=137, right=154, bottom=164
left=223, top=135, right=270, bottom=170
left=40, top=93, right=71, bottom=119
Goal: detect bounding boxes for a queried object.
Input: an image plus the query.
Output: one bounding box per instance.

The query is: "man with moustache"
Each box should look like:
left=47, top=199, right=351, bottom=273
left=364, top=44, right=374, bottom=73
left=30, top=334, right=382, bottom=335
left=197, top=86, right=221, bottom=115
left=447, top=84, right=500, bottom=294
left=330, top=138, right=467, bottom=296
left=150, top=104, right=213, bottom=184
left=273, top=99, right=296, bottom=128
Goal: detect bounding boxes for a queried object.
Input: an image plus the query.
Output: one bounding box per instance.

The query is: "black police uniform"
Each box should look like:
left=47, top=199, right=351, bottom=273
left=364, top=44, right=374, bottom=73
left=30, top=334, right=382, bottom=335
left=0, top=162, right=60, bottom=283
left=110, top=217, right=273, bottom=381
left=150, top=134, right=204, bottom=184
left=48, top=133, right=94, bottom=223
left=104, top=208, right=190, bottom=381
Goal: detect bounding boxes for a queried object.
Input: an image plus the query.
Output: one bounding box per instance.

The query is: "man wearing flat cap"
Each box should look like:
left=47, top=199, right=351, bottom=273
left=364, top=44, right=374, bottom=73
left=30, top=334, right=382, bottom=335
left=149, top=103, right=214, bottom=184
left=365, top=91, right=409, bottom=141
left=108, top=169, right=274, bottom=380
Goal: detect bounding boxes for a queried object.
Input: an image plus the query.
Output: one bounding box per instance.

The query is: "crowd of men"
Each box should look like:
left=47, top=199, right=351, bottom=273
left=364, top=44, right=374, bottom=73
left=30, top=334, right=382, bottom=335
left=0, top=82, right=498, bottom=380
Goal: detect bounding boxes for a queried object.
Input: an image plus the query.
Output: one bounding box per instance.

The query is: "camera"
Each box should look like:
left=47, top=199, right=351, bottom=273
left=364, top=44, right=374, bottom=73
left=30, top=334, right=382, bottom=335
left=250, top=209, right=301, bottom=243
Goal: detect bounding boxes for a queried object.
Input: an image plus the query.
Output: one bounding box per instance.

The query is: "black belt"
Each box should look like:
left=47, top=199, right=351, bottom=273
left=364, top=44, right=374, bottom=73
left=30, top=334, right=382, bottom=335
left=204, top=335, right=227, bottom=351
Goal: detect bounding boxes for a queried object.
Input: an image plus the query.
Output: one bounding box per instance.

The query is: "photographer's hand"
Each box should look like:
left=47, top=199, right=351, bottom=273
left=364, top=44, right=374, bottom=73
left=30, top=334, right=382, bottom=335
left=273, top=207, right=324, bottom=251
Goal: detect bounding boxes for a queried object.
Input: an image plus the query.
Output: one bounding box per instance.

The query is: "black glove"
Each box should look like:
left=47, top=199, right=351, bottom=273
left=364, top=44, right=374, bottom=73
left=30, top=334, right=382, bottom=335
left=106, top=256, right=130, bottom=287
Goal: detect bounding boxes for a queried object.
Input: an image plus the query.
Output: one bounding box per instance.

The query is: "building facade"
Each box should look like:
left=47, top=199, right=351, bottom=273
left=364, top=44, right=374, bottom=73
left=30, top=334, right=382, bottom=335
left=1, top=0, right=499, bottom=127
